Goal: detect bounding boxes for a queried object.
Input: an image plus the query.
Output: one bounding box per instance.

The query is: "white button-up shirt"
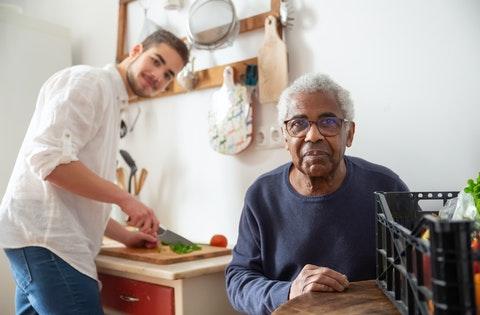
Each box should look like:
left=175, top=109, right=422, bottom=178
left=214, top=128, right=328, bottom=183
left=0, top=64, right=128, bottom=281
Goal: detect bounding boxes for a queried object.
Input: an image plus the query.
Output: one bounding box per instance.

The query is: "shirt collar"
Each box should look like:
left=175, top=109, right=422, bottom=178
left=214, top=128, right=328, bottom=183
left=104, top=63, right=129, bottom=110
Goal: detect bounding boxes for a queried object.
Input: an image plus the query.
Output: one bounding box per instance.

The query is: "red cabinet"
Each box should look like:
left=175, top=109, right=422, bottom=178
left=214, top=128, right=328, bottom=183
left=99, top=273, right=174, bottom=315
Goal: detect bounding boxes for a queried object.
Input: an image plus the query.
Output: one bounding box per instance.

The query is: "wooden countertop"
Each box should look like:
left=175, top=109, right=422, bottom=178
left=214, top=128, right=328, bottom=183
left=97, top=236, right=232, bottom=281
left=96, top=253, right=232, bottom=281
left=273, top=280, right=399, bottom=315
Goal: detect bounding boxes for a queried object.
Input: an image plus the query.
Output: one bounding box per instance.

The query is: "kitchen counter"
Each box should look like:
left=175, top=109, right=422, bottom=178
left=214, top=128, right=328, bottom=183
left=96, top=253, right=232, bottom=281
left=96, top=250, right=238, bottom=314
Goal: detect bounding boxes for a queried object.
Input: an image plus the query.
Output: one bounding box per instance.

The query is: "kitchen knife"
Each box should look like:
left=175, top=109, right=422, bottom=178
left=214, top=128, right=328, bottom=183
left=157, top=226, right=194, bottom=245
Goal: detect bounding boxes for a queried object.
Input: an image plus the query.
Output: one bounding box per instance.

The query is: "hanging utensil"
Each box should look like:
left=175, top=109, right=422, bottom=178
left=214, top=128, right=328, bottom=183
left=119, top=149, right=137, bottom=195
left=138, top=2, right=162, bottom=42
left=186, top=0, right=239, bottom=50
left=258, top=16, right=288, bottom=104
left=280, top=0, right=295, bottom=28
left=164, top=0, right=183, bottom=10
left=116, top=167, right=126, bottom=191
left=176, top=55, right=198, bottom=91
left=134, top=168, right=148, bottom=196
left=119, top=107, right=141, bottom=139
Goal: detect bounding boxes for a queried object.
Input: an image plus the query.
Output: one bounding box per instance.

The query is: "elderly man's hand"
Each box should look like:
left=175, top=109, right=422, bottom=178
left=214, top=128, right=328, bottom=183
left=289, top=264, right=350, bottom=299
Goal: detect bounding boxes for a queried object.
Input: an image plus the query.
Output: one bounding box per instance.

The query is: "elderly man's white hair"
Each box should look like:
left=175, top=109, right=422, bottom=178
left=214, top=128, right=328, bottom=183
left=277, top=73, right=354, bottom=126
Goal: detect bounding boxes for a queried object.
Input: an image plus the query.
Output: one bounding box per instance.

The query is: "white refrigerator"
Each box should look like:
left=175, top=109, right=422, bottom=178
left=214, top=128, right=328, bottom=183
left=0, top=4, right=71, bottom=314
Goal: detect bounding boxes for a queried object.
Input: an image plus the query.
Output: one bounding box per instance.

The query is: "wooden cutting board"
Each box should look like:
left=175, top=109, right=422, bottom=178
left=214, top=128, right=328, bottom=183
left=208, top=66, right=253, bottom=155
left=99, top=244, right=231, bottom=265
left=258, top=15, right=288, bottom=104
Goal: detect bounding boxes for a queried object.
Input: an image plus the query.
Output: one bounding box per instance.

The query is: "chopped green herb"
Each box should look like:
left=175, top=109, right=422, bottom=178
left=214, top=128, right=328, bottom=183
left=169, top=243, right=202, bottom=254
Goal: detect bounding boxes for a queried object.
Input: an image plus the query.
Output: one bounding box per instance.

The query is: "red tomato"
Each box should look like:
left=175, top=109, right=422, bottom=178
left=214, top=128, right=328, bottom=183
left=472, top=238, right=480, bottom=250
left=210, top=234, right=228, bottom=247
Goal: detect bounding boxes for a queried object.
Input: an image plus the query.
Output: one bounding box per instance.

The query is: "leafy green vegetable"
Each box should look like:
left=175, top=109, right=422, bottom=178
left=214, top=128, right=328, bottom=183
left=465, top=173, right=480, bottom=215
left=169, top=243, right=202, bottom=254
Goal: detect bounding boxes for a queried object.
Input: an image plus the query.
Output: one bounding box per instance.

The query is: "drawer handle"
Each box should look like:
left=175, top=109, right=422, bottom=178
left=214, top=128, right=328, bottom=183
left=119, top=295, right=140, bottom=303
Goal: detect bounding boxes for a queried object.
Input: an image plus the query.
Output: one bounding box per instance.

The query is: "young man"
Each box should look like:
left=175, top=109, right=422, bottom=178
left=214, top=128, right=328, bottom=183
left=0, top=29, right=189, bottom=314
left=226, top=73, right=409, bottom=315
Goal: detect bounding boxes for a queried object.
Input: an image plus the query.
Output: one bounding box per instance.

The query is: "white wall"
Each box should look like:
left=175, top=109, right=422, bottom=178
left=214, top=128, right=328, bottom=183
left=0, top=0, right=117, bottom=66
left=1, top=1, right=479, bottom=312
left=294, top=0, right=480, bottom=192
left=0, top=3, right=71, bottom=314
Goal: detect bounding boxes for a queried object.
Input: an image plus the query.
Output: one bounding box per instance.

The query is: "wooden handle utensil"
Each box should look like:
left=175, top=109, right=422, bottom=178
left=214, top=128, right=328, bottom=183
left=116, top=167, right=126, bottom=191
left=134, top=168, right=148, bottom=196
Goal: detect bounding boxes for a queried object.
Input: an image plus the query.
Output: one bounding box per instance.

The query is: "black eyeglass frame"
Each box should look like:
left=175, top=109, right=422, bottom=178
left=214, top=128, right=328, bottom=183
left=283, top=117, right=351, bottom=138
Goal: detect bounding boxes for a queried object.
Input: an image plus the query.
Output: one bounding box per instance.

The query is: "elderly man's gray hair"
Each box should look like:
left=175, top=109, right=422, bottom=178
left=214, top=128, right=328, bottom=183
left=277, top=73, right=354, bottom=126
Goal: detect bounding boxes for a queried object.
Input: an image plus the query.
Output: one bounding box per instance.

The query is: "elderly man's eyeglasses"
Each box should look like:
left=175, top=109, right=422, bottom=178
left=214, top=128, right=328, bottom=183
left=284, top=117, right=349, bottom=138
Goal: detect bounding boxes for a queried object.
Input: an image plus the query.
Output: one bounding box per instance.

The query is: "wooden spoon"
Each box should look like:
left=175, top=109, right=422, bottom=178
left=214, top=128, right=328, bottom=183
left=135, top=168, right=148, bottom=196
left=116, top=167, right=126, bottom=191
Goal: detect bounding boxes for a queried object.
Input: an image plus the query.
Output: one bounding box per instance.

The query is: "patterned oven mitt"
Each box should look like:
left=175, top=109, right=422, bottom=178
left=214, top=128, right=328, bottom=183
left=208, top=66, right=253, bottom=155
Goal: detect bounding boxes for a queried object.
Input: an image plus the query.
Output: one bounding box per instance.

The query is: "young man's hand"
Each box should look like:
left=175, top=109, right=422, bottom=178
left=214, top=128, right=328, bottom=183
left=124, top=230, right=158, bottom=248
left=289, top=264, right=350, bottom=299
left=105, top=218, right=157, bottom=248
left=118, top=196, right=159, bottom=238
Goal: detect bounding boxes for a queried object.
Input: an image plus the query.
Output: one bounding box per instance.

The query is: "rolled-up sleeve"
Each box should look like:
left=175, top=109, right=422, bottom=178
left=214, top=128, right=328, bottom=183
left=25, top=72, right=103, bottom=180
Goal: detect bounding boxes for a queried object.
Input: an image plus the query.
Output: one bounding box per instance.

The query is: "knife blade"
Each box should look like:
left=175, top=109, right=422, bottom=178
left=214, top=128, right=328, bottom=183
left=157, top=226, right=194, bottom=245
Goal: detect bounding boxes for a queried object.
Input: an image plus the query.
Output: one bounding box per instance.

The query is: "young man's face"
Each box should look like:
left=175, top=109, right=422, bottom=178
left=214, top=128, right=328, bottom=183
left=127, top=43, right=185, bottom=98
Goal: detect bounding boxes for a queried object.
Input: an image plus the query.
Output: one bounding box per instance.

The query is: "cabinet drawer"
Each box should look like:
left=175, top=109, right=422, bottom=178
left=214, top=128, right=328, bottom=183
left=99, top=273, right=174, bottom=315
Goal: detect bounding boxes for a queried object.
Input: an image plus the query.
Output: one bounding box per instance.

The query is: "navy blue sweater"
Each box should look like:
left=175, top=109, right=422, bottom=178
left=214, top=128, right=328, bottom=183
left=225, top=156, right=408, bottom=315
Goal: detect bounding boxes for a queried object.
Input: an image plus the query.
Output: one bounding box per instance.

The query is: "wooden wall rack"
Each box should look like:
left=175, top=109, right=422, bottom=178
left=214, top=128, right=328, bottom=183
left=116, top=0, right=281, bottom=99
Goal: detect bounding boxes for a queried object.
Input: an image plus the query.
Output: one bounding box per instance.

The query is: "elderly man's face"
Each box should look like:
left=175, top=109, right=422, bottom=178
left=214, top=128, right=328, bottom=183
left=283, top=91, right=355, bottom=178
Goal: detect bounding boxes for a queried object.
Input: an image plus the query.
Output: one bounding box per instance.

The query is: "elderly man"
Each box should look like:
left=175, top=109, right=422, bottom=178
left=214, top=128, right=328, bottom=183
left=226, top=73, right=408, bottom=314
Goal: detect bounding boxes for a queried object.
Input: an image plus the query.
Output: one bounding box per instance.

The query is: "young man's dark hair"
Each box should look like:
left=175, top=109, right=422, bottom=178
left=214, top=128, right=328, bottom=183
left=142, top=29, right=190, bottom=65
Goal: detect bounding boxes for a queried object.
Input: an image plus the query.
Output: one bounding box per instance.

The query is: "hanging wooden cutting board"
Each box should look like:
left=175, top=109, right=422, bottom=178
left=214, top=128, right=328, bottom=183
left=208, top=66, right=253, bottom=155
left=100, top=245, right=231, bottom=265
left=258, top=15, right=288, bottom=104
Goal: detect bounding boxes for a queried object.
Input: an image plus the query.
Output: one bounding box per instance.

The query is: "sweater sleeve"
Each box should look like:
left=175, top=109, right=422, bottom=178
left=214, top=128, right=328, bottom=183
left=226, top=202, right=291, bottom=315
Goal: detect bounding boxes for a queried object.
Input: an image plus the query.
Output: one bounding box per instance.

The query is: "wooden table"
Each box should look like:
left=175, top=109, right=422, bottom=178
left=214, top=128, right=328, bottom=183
left=273, top=280, right=399, bottom=315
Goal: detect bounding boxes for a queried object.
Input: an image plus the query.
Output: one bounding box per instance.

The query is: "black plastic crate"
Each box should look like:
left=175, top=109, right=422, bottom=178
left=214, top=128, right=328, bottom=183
left=375, top=191, right=477, bottom=315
